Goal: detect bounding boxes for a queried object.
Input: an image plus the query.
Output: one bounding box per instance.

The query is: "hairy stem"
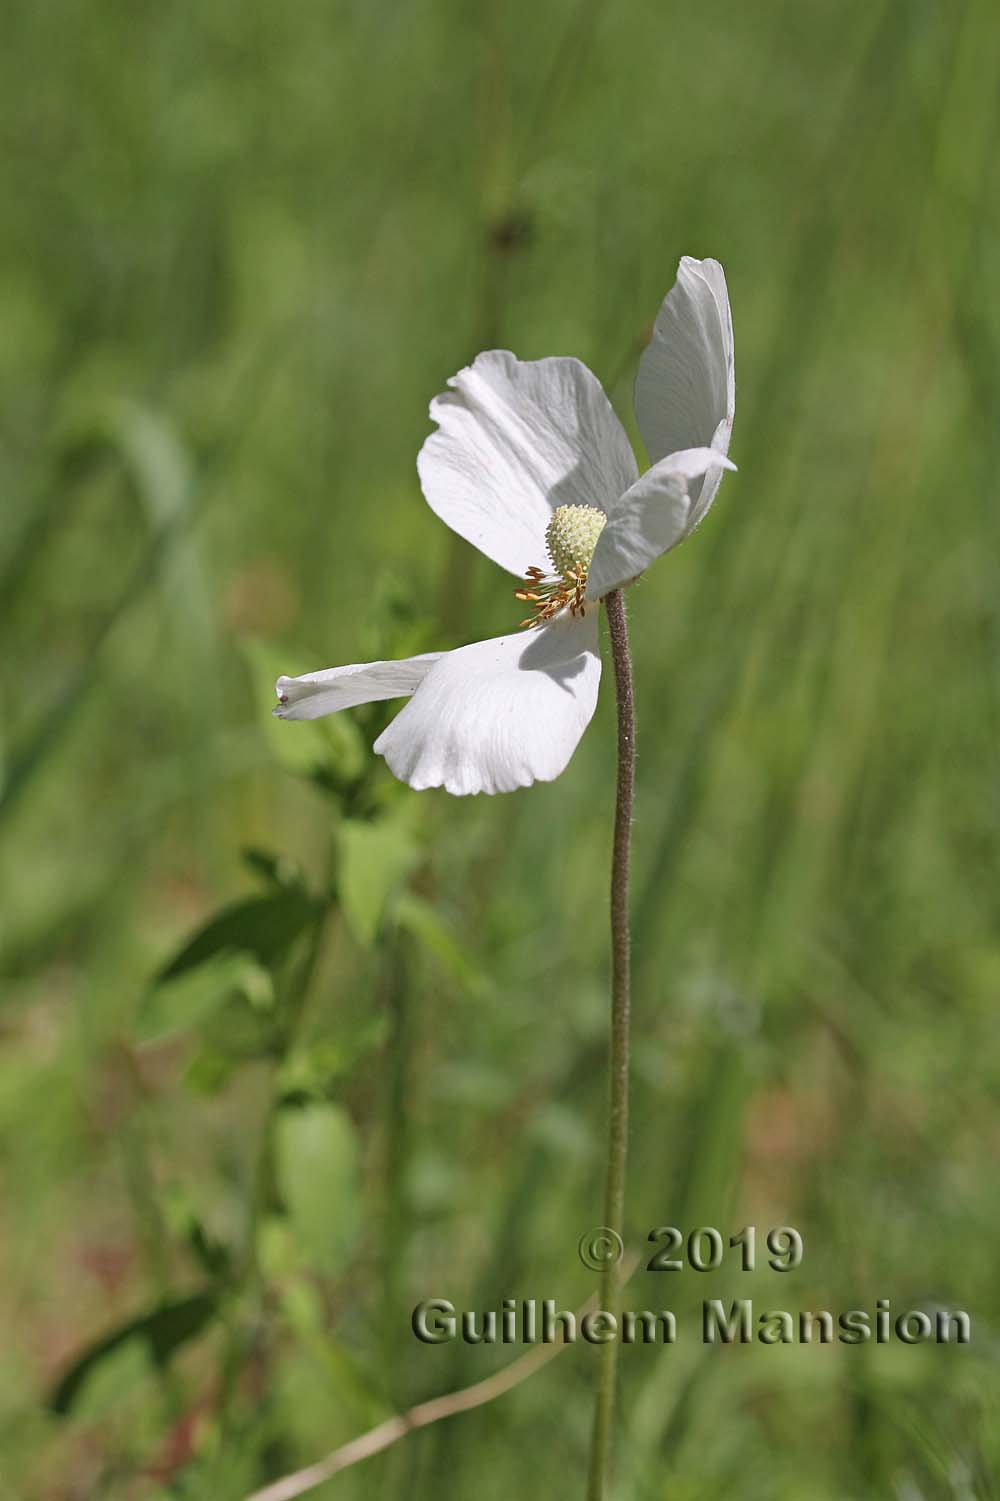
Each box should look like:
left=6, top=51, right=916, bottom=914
left=586, top=588, right=635, bottom=1501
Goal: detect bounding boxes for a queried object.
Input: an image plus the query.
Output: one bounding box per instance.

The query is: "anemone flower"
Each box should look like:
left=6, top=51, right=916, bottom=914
left=274, top=255, right=734, bottom=795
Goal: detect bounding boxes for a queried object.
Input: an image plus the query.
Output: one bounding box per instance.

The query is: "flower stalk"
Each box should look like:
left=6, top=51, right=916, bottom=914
left=587, top=588, right=635, bottom=1501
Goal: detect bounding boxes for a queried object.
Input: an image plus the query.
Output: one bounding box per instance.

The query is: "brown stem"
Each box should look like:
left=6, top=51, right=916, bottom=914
left=586, top=588, right=635, bottom=1501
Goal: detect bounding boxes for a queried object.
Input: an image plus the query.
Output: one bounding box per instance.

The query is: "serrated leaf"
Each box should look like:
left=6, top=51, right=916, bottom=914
left=275, top=1103, right=360, bottom=1274
left=48, top=1292, right=218, bottom=1416
left=338, top=818, right=420, bottom=946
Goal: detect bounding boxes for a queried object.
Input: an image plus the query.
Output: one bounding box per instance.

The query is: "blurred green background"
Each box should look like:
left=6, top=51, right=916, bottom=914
left=2, top=0, right=999, bottom=1496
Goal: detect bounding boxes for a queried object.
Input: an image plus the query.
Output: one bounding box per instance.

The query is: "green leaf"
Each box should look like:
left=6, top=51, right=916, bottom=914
left=136, top=952, right=268, bottom=1045
left=200, top=987, right=281, bottom=1060
left=65, top=1338, right=152, bottom=1423
left=275, top=1103, right=361, bottom=1274
left=48, top=1292, right=218, bottom=1416
left=155, top=887, right=316, bottom=985
left=395, top=891, right=490, bottom=995
left=160, top=1185, right=233, bottom=1281
left=98, top=400, right=193, bottom=529
left=276, top=1018, right=388, bottom=1097
left=183, top=1048, right=236, bottom=1095
left=338, top=817, right=420, bottom=946
left=242, top=847, right=301, bottom=888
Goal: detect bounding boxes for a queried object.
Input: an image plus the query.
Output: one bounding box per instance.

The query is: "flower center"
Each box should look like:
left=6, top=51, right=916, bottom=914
left=514, top=504, right=607, bottom=628
left=545, top=504, right=607, bottom=579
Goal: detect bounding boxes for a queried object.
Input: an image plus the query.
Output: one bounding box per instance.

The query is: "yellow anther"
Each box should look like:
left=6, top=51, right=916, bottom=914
left=514, top=504, right=606, bottom=628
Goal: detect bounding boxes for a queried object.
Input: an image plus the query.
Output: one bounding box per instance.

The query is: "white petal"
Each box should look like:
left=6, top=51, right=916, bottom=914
left=586, top=447, right=736, bottom=599
left=374, top=611, right=602, bottom=796
left=417, top=351, right=639, bottom=578
left=274, top=653, right=443, bottom=720
left=634, top=256, right=735, bottom=528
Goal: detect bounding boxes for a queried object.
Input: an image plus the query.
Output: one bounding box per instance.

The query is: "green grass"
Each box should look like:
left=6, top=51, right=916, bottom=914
left=2, top=0, right=999, bottom=1496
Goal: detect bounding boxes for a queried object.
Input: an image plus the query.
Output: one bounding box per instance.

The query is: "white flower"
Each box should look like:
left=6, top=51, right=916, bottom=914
left=275, top=256, right=735, bottom=796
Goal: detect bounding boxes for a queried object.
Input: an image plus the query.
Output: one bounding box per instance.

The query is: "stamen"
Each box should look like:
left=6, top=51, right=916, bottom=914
left=514, top=503, right=606, bottom=628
